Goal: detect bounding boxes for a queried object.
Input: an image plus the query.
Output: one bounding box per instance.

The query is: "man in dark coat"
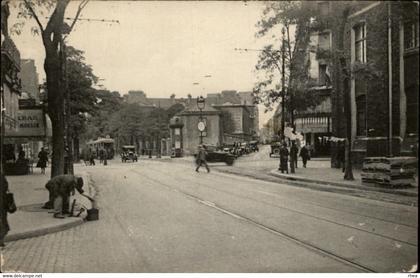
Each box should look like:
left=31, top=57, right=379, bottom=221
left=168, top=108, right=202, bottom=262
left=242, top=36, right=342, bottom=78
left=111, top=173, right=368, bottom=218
left=42, top=175, right=84, bottom=218
left=290, top=141, right=299, bottom=169
left=299, top=144, right=310, bottom=168
left=195, top=145, right=210, bottom=173
left=337, top=142, right=345, bottom=173
left=1, top=174, right=11, bottom=247
left=279, top=142, right=289, bottom=174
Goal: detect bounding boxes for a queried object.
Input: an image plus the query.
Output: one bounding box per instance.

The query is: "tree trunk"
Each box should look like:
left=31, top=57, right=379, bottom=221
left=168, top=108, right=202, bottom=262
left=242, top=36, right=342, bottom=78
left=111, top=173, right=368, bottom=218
left=40, top=0, right=71, bottom=178
left=336, top=6, right=354, bottom=180
left=44, top=50, right=65, bottom=178
left=73, top=136, right=80, bottom=162
left=340, top=58, right=354, bottom=181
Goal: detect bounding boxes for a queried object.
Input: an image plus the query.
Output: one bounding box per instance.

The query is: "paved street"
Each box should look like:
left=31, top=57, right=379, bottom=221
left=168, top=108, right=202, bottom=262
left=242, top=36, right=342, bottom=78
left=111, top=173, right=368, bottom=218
left=1, top=159, right=417, bottom=273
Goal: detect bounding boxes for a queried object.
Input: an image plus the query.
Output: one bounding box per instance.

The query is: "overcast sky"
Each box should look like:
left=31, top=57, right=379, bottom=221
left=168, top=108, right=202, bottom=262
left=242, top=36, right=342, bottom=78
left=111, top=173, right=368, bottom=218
left=10, top=1, right=281, bottom=126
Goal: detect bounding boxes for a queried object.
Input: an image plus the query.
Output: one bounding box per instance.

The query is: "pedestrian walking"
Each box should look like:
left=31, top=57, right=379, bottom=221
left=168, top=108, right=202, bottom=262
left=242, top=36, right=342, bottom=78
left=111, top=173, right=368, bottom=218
left=195, top=145, right=210, bottom=173
left=337, top=142, right=345, bottom=173
left=42, top=174, right=84, bottom=218
left=89, top=150, right=96, bottom=166
left=37, top=147, right=48, bottom=174
left=278, top=142, right=289, bottom=174
left=290, top=141, right=299, bottom=169
left=99, top=148, right=105, bottom=164
left=103, top=148, right=108, bottom=166
left=299, top=144, right=310, bottom=168
left=81, top=147, right=89, bottom=166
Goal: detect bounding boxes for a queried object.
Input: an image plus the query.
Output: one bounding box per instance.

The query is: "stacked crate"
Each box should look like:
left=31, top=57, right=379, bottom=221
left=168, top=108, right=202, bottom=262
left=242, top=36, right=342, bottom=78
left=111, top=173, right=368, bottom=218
left=361, top=157, right=417, bottom=187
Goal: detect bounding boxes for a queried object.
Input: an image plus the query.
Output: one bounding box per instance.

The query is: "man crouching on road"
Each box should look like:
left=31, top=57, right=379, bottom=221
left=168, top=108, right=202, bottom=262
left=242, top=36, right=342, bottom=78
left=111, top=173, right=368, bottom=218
left=42, top=175, right=84, bottom=218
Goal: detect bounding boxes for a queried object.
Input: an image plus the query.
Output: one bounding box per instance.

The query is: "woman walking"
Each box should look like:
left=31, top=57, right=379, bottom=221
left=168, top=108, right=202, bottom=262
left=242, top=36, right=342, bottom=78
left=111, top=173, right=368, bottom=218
left=37, top=147, right=49, bottom=174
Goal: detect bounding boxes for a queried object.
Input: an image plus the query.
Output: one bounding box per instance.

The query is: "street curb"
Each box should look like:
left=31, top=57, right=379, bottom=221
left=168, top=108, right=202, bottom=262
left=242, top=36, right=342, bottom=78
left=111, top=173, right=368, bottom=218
left=4, top=218, right=84, bottom=242
left=269, top=170, right=418, bottom=197
left=4, top=172, right=95, bottom=242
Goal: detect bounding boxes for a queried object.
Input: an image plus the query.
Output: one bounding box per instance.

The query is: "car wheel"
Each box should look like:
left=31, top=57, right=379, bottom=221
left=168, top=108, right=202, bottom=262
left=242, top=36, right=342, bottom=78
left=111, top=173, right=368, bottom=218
left=226, top=157, right=234, bottom=166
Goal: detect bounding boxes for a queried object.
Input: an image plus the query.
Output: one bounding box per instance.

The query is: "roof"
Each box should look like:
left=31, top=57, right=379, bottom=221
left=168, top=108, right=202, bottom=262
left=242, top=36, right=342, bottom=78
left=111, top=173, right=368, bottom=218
left=180, top=99, right=221, bottom=114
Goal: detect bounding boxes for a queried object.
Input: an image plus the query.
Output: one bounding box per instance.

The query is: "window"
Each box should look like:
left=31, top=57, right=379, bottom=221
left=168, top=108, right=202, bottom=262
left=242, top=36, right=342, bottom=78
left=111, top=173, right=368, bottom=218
left=356, top=95, right=367, bottom=136
left=318, top=32, right=331, bottom=50
left=354, top=23, right=367, bottom=63
left=404, top=21, right=419, bottom=50
left=319, top=64, right=327, bottom=86
left=318, top=2, right=330, bottom=16
left=406, top=86, right=418, bottom=135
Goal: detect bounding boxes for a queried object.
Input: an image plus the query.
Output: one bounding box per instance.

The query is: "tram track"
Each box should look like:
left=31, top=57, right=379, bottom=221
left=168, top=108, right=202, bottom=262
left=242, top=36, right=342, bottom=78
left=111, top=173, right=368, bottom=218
left=135, top=165, right=418, bottom=235
left=153, top=159, right=417, bottom=224
left=131, top=167, right=376, bottom=273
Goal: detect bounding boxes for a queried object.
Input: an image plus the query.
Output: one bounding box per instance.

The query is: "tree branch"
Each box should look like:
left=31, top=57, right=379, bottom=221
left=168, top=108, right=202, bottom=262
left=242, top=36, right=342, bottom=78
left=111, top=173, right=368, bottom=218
left=66, top=0, right=90, bottom=36
left=23, top=0, right=44, bottom=34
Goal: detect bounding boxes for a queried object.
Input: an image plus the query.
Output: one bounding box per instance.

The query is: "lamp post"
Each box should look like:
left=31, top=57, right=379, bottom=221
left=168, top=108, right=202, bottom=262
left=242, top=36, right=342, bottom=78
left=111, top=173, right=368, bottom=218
left=197, top=96, right=205, bottom=144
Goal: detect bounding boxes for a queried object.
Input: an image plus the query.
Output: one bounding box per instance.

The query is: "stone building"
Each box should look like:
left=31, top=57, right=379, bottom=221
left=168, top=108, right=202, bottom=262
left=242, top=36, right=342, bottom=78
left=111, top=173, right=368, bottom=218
left=1, top=2, right=22, bottom=165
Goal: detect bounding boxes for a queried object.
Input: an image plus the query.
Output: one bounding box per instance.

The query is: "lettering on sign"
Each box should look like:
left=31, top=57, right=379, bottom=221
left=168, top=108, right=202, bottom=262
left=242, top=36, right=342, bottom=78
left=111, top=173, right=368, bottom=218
left=5, top=109, right=47, bottom=137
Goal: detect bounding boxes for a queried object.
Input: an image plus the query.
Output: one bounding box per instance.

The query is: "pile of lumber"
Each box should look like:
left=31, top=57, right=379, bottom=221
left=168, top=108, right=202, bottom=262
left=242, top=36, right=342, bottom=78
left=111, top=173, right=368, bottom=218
left=361, top=157, right=417, bottom=187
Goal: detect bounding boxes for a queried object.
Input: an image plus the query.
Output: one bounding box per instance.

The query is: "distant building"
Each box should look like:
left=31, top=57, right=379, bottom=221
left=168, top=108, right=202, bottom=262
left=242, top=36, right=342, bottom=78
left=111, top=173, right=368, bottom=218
left=20, top=59, right=40, bottom=105
left=125, top=89, right=259, bottom=155
left=125, top=90, right=193, bottom=110
left=172, top=90, right=259, bottom=155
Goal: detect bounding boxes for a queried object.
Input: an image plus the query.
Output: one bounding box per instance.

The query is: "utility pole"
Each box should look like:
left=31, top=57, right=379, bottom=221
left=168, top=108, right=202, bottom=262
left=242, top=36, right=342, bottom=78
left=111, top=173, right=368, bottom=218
left=60, top=39, right=73, bottom=175
left=281, top=27, right=286, bottom=142
left=157, top=101, right=161, bottom=158
left=387, top=2, right=393, bottom=157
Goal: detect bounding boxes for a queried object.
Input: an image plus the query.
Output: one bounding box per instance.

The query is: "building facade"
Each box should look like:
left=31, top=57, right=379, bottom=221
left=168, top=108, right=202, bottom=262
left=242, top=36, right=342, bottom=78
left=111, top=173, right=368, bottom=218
left=1, top=2, right=22, bottom=167
left=290, top=19, right=333, bottom=157
left=287, top=1, right=418, bottom=166
left=339, top=1, right=419, bottom=166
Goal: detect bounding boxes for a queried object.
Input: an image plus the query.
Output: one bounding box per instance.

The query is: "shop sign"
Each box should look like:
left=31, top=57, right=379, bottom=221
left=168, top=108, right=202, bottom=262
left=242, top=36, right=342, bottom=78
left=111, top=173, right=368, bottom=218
left=5, top=109, right=50, bottom=138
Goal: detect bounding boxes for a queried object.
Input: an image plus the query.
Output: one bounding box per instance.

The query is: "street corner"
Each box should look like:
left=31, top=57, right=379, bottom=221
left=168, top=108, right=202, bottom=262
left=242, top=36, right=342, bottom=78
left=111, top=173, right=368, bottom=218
left=4, top=209, right=84, bottom=243
left=269, top=168, right=312, bottom=182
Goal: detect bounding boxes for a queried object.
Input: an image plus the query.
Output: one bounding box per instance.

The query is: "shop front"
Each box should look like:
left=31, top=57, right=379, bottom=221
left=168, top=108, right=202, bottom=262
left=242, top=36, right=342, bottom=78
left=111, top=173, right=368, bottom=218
left=3, top=107, right=52, bottom=175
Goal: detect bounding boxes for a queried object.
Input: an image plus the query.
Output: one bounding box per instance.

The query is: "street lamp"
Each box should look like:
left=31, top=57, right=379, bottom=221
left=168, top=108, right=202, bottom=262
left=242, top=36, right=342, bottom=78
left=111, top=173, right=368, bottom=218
left=197, top=96, right=205, bottom=144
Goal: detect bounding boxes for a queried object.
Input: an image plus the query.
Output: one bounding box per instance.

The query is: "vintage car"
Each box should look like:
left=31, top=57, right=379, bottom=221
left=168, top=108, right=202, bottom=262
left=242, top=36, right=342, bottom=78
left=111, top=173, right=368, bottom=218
left=121, top=145, right=138, bottom=162
left=195, top=145, right=236, bottom=166
left=269, top=142, right=281, bottom=157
